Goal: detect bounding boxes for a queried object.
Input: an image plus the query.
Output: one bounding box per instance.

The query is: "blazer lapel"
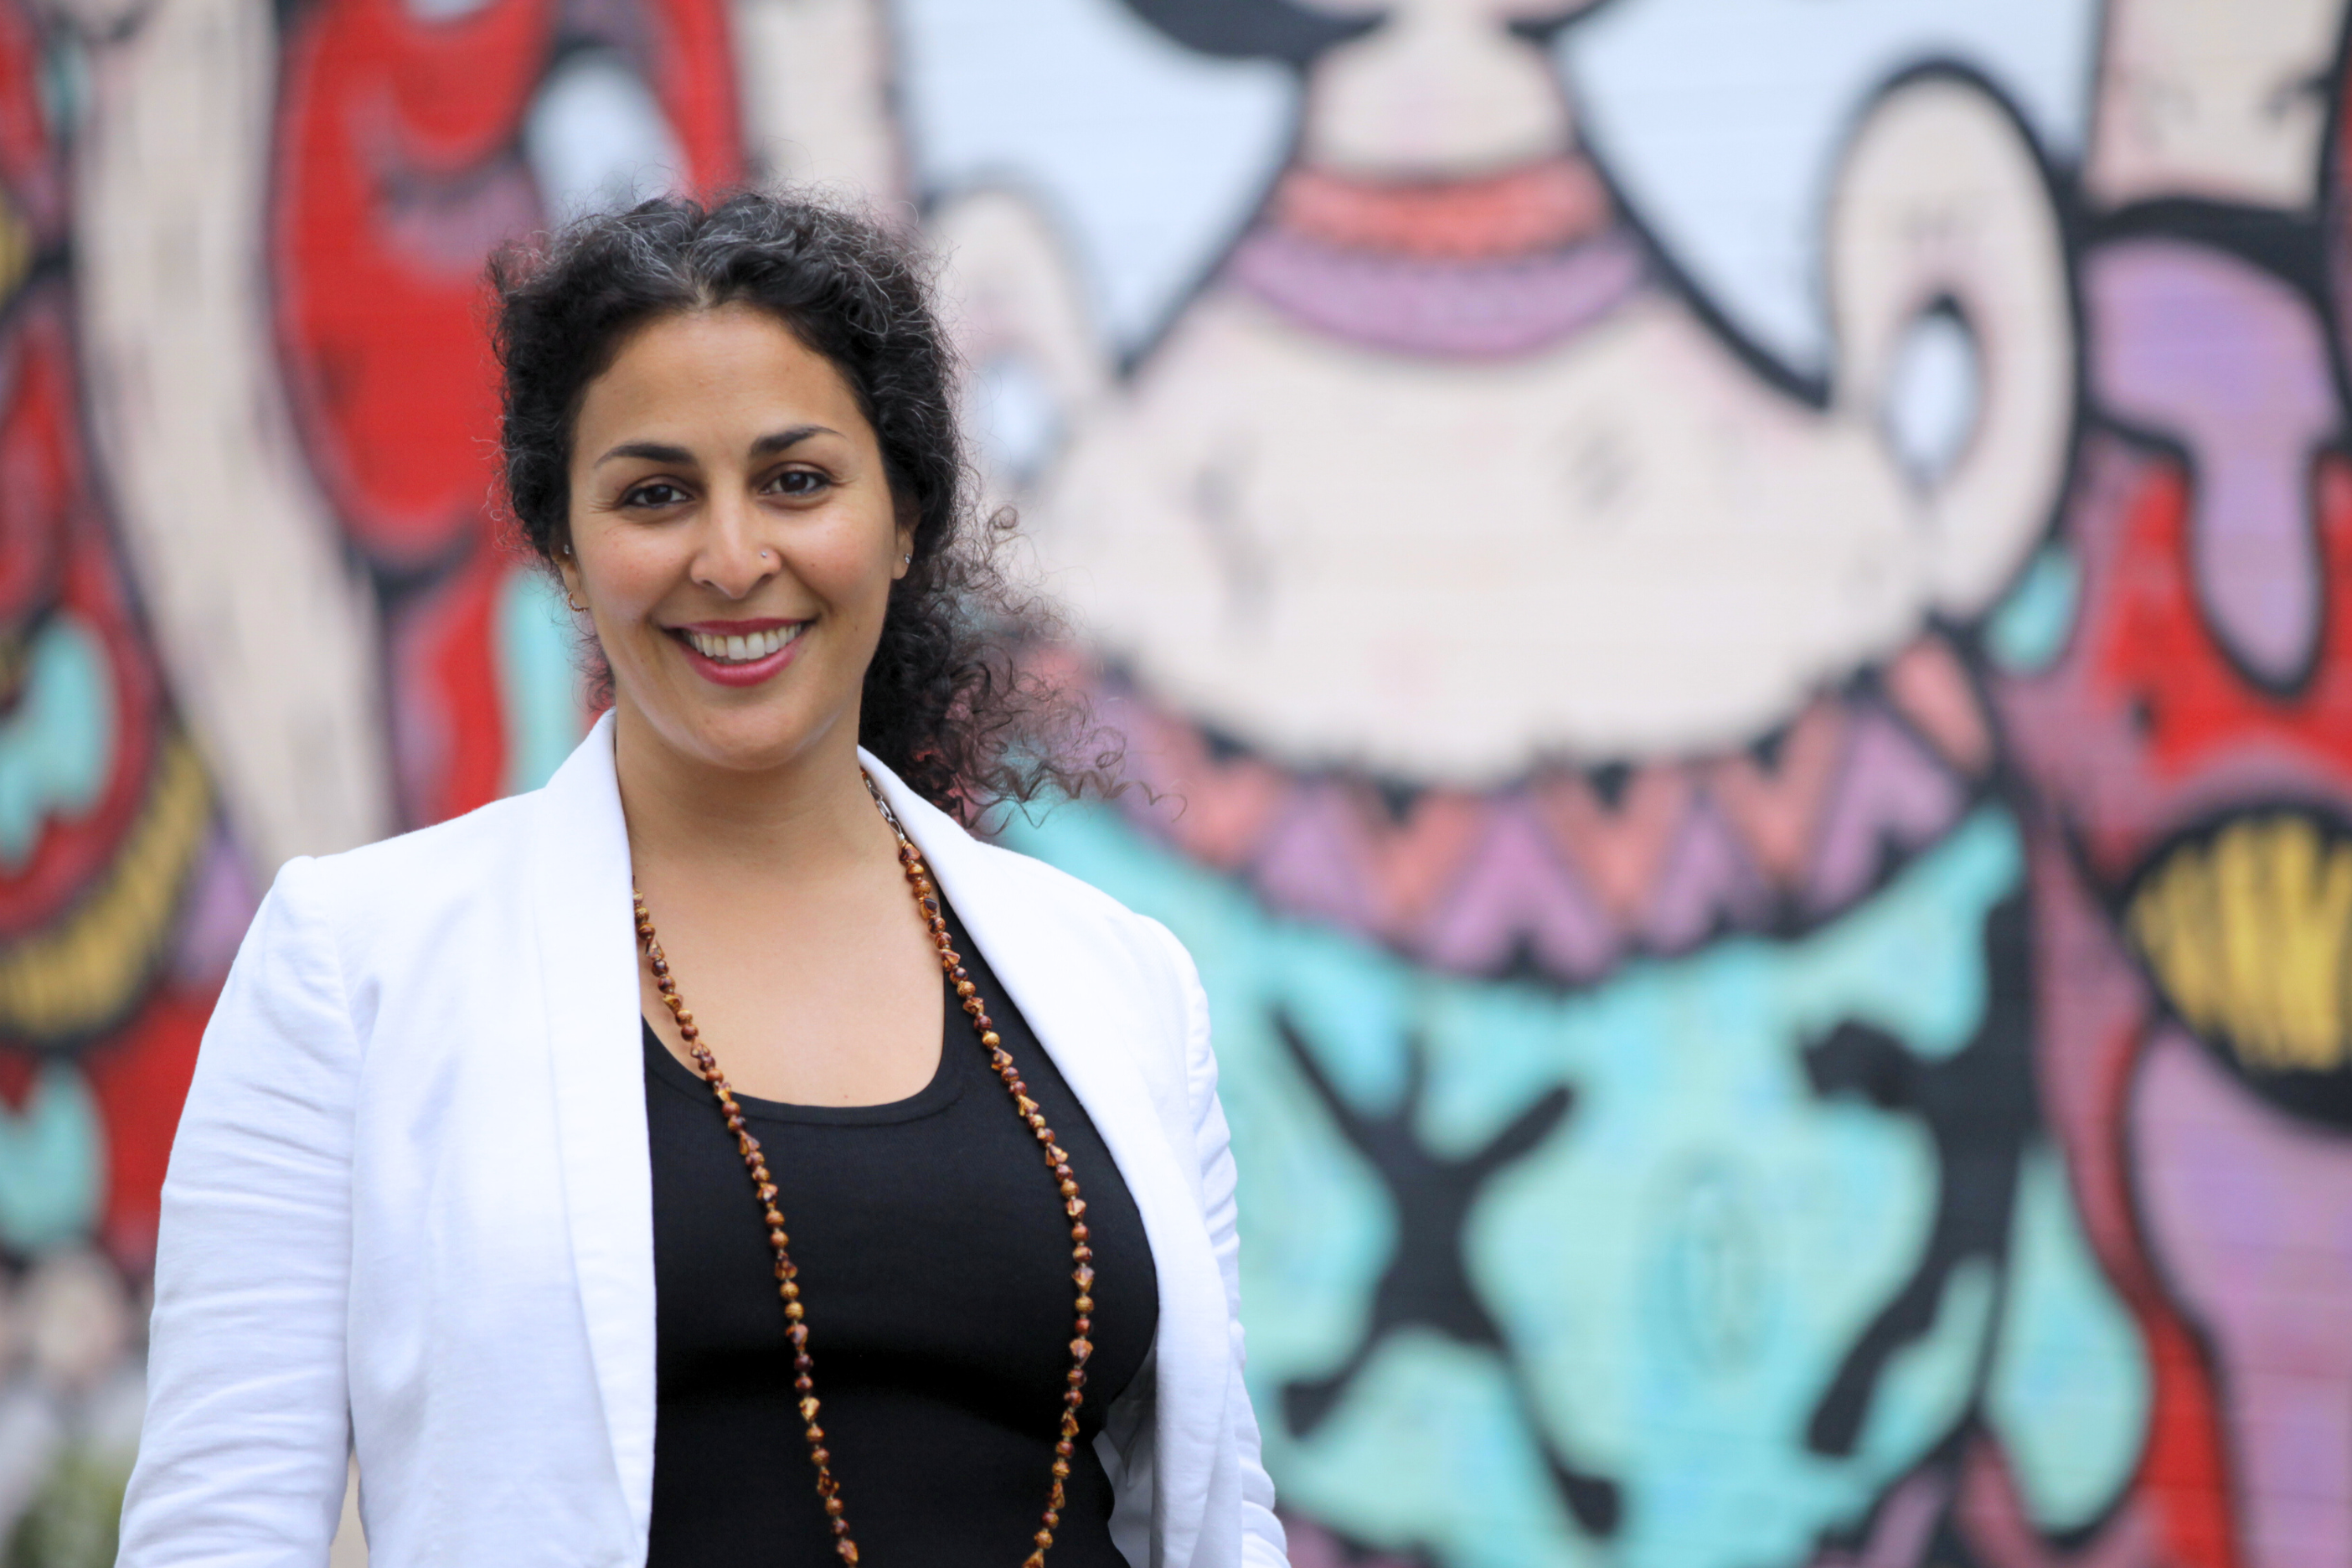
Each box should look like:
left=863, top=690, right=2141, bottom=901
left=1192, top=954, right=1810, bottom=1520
left=529, top=713, right=657, bottom=1542
left=864, top=756, right=1232, bottom=1568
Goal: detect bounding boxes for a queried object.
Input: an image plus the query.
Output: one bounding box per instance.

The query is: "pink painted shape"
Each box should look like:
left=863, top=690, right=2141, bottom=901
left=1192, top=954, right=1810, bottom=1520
left=1535, top=766, right=1693, bottom=922
left=1885, top=635, right=1994, bottom=777
left=2025, top=824, right=2163, bottom=1293
left=1707, top=699, right=1849, bottom=887
left=1352, top=788, right=1490, bottom=936
left=2133, top=1028, right=2352, bottom=1568
left=1414, top=797, right=1619, bottom=980
left=1225, top=224, right=1647, bottom=359
left=1805, top=704, right=1968, bottom=914
left=1116, top=704, right=1293, bottom=870
left=1955, top=1434, right=2158, bottom=1568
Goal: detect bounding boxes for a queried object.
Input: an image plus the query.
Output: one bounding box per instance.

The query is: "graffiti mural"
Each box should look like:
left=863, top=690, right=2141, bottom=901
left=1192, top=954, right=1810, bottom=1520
left=0, top=0, right=2348, bottom=1565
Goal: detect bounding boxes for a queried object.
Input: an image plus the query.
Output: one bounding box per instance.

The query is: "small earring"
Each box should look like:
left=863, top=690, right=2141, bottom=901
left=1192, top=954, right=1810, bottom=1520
left=902, top=553, right=913, bottom=565
left=566, top=591, right=588, bottom=613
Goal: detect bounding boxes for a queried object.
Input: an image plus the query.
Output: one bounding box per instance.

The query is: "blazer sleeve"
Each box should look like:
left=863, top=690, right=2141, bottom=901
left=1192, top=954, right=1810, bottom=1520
left=118, top=856, right=358, bottom=1565
left=1150, top=917, right=1288, bottom=1568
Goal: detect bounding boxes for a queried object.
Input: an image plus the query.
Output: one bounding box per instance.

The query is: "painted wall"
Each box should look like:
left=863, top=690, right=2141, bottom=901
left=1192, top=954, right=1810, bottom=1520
left=0, top=1, right=2346, bottom=1565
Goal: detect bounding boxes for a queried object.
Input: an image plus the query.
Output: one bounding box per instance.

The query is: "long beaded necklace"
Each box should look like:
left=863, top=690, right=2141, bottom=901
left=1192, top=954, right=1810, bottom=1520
left=631, top=774, right=1096, bottom=1568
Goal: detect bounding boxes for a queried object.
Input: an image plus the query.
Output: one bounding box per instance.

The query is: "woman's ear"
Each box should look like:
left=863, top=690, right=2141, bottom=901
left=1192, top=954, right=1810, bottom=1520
left=556, top=539, right=589, bottom=609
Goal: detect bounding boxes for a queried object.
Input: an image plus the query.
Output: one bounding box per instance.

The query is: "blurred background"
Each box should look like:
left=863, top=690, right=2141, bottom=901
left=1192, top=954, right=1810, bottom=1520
left=3, top=0, right=2349, bottom=1564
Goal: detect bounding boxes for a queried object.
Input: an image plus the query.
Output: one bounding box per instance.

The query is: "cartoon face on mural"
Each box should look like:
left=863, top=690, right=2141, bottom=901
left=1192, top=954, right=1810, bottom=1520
left=949, top=1, right=2072, bottom=779
left=1994, top=6, right=2352, bottom=1563
left=881, top=4, right=2152, bottom=1567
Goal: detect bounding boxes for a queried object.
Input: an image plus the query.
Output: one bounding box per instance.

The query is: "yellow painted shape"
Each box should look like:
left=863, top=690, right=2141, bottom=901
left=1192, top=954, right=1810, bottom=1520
left=0, top=735, right=212, bottom=1040
left=2128, top=812, right=2352, bottom=1075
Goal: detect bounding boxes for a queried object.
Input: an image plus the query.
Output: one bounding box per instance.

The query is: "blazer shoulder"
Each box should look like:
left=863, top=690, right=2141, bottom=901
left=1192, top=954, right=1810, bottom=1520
left=291, top=789, right=541, bottom=936
left=958, top=832, right=1199, bottom=1011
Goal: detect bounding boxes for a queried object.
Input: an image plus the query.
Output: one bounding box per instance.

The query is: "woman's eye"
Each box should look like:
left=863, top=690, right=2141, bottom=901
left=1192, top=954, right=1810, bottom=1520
left=624, top=482, right=689, bottom=508
left=766, top=469, right=830, bottom=498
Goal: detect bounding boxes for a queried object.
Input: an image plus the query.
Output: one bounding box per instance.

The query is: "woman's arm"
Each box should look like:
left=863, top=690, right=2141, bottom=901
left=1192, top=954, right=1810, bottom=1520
left=1151, top=919, right=1288, bottom=1568
left=118, top=856, right=359, bottom=1565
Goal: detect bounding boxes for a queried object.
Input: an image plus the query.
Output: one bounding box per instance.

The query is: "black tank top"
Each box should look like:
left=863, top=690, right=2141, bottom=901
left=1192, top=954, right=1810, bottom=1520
left=642, top=898, right=1158, bottom=1566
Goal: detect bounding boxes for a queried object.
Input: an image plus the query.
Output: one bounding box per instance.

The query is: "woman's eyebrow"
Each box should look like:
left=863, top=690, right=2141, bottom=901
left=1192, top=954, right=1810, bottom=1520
left=750, top=425, right=838, bottom=458
left=593, top=440, right=696, bottom=469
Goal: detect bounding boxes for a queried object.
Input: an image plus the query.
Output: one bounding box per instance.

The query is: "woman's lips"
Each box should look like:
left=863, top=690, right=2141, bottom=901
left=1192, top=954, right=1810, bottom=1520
left=668, top=622, right=808, bottom=688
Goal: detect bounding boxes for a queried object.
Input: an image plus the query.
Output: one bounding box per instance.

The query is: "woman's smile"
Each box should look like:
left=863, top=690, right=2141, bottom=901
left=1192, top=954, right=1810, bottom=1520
left=668, top=616, right=812, bottom=686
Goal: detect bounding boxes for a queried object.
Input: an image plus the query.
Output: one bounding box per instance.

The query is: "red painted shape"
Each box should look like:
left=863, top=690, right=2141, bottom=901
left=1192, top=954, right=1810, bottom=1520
left=273, top=0, right=555, bottom=565
left=0, top=304, right=167, bottom=943
left=391, top=549, right=510, bottom=825
left=2101, top=453, right=2352, bottom=780
left=83, top=984, right=212, bottom=1275
left=2135, top=1307, right=2236, bottom=1568
left=271, top=0, right=740, bottom=820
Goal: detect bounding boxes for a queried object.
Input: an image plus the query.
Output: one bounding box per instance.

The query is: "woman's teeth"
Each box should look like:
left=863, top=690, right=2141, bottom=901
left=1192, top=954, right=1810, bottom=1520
left=683, top=624, right=802, bottom=663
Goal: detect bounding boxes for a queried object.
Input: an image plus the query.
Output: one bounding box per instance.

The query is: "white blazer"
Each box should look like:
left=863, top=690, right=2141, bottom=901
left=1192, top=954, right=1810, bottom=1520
left=118, top=714, right=1285, bottom=1568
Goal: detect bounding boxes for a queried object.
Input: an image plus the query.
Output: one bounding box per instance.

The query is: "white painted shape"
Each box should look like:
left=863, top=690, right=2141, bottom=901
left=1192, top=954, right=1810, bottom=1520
left=1881, top=308, right=1981, bottom=489
left=524, top=50, right=686, bottom=219
left=404, top=0, right=493, bottom=22
left=976, top=353, right=1065, bottom=488
left=734, top=0, right=903, bottom=199
left=71, top=0, right=397, bottom=877
left=892, top=0, right=1294, bottom=355
left=1558, top=0, right=2099, bottom=377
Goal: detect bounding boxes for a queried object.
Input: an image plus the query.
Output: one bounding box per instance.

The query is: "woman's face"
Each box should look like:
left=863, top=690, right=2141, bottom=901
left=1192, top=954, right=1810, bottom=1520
left=560, top=303, right=912, bottom=776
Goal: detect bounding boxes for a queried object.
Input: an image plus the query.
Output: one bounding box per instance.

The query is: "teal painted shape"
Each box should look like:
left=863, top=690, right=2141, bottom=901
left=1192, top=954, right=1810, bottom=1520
left=0, top=1061, right=105, bottom=1254
left=496, top=566, right=589, bottom=796
left=1005, top=802, right=2032, bottom=1568
left=1279, top=1329, right=1586, bottom=1568
left=1986, top=542, right=2081, bottom=673
left=1984, top=1145, right=2151, bottom=1531
left=0, top=612, right=116, bottom=872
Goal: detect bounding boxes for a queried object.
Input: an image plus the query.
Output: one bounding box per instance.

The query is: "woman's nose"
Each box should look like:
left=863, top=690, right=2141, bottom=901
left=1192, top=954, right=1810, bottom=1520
left=690, top=495, right=779, bottom=597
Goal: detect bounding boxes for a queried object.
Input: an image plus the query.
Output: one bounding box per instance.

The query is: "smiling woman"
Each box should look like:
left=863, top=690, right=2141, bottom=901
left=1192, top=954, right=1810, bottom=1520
left=116, top=190, right=1287, bottom=1568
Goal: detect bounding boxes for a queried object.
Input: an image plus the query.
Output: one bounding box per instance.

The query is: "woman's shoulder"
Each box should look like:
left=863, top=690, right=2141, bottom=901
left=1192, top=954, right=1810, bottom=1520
left=263, top=787, right=546, bottom=952
left=955, top=828, right=1195, bottom=988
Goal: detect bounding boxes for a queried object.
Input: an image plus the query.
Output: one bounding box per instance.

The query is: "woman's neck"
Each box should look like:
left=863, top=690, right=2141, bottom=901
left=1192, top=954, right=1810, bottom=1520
left=610, top=699, right=894, bottom=892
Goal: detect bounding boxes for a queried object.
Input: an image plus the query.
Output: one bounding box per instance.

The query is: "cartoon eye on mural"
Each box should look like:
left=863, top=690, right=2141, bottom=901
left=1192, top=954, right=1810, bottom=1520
left=0, top=0, right=2349, bottom=1562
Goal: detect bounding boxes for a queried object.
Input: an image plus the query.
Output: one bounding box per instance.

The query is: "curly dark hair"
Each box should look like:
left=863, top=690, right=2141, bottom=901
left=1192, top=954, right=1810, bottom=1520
left=487, top=188, right=1116, bottom=815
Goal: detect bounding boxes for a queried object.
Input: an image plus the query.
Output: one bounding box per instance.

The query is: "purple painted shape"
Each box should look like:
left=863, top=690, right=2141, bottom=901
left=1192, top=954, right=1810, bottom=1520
left=2133, top=1028, right=2352, bottom=1568
left=1805, top=707, right=1967, bottom=914
left=2088, top=240, right=2335, bottom=683
left=1282, top=1515, right=1426, bottom=1568
left=1643, top=799, right=1773, bottom=952
left=1414, top=799, right=1618, bottom=980
left=1225, top=225, right=1647, bottom=359
left=1251, top=783, right=1385, bottom=935
left=170, top=828, right=261, bottom=986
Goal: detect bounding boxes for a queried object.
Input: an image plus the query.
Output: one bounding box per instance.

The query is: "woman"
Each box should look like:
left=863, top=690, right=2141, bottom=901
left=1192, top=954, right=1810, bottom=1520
left=117, top=191, right=1284, bottom=1568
